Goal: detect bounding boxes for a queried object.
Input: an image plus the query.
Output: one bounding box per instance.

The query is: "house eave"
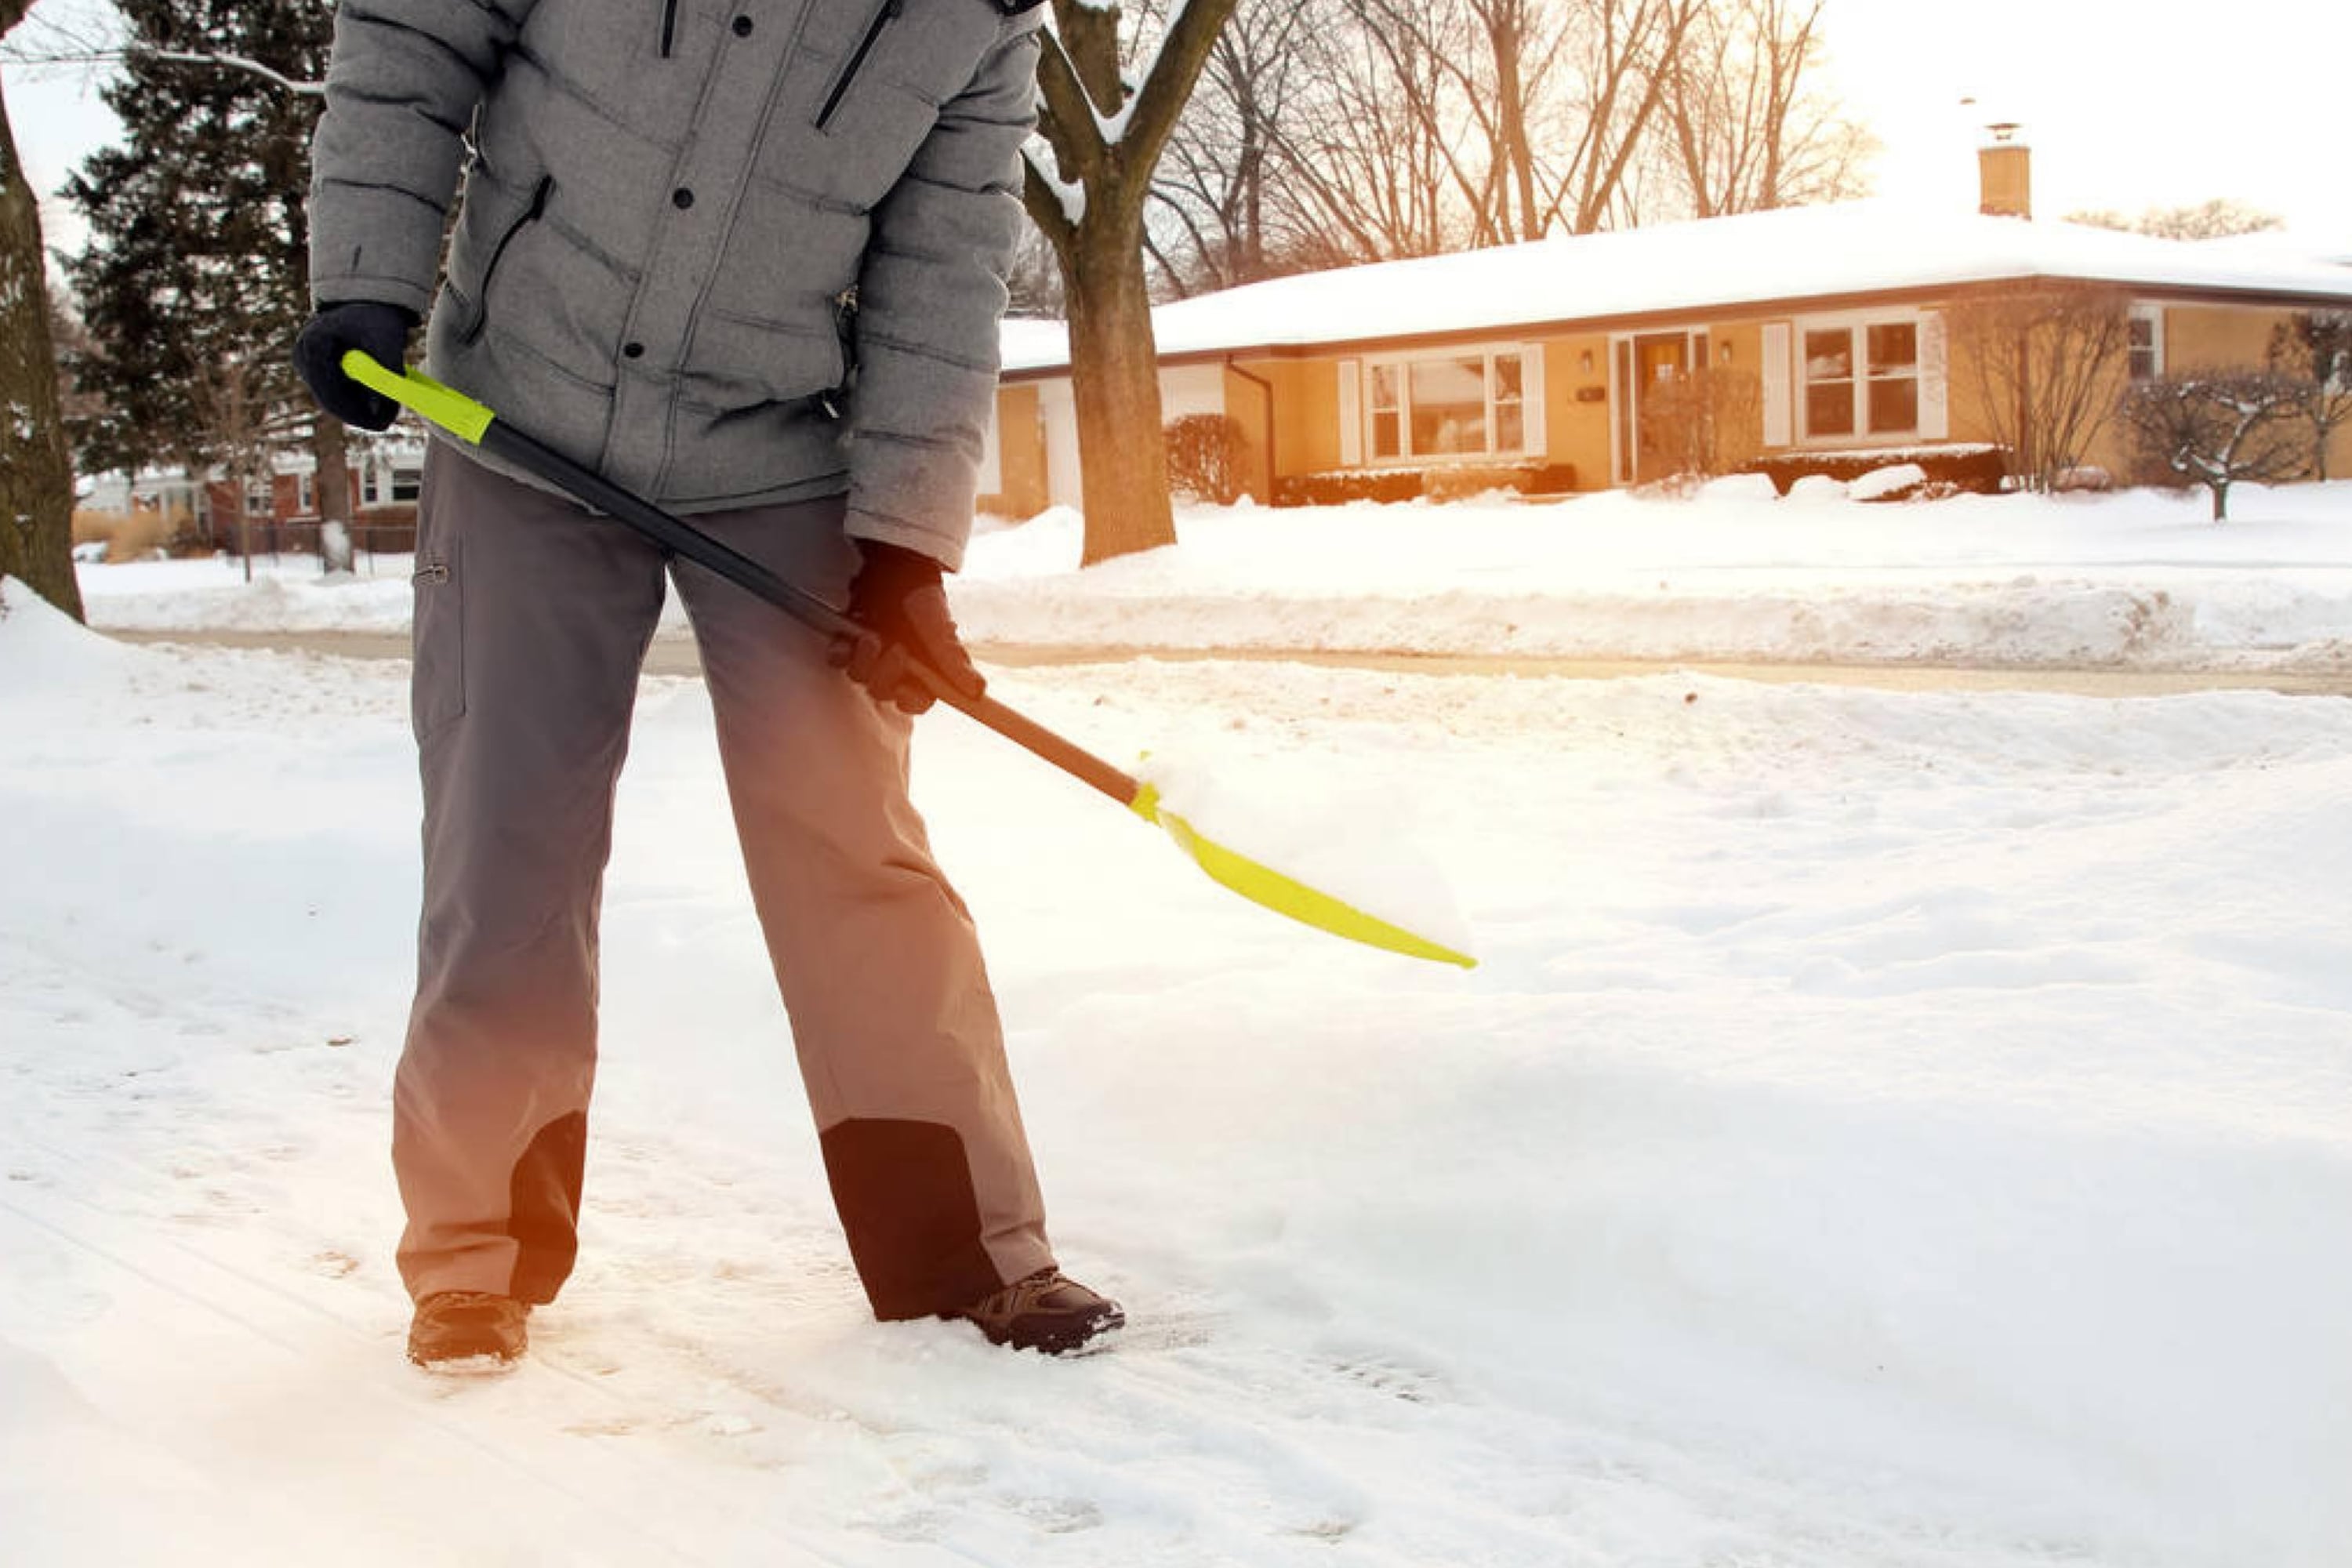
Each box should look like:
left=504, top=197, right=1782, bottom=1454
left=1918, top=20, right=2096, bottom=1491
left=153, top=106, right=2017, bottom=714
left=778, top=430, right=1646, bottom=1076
left=998, top=274, right=2352, bottom=383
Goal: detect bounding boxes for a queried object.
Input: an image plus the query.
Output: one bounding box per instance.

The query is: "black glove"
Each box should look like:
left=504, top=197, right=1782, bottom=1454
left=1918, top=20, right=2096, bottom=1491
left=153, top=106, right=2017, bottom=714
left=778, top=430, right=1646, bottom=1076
left=829, top=541, right=984, bottom=716
left=292, top=301, right=416, bottom=430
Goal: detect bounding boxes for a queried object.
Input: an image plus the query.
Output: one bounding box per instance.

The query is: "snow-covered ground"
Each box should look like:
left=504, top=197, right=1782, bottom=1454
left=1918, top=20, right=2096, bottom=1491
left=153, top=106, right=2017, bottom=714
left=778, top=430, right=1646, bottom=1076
left=9, top=481, right=2352, bottom=1566
left=77, top=477, right=2352, bottom=673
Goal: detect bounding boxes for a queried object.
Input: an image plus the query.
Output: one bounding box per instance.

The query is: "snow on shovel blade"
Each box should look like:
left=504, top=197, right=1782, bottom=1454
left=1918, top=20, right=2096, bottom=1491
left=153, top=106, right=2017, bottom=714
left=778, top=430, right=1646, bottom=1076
left=1131, top=785, right=1478, bottom=970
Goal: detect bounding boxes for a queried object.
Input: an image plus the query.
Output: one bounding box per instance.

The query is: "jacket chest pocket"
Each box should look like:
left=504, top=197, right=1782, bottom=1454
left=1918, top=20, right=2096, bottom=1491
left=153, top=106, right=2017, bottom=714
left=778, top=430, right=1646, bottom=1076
left=786, top=0, right=996, bottom=209
left=454, top=173, right=555, bottom=346
left=816, top=0, right=904, bottom=131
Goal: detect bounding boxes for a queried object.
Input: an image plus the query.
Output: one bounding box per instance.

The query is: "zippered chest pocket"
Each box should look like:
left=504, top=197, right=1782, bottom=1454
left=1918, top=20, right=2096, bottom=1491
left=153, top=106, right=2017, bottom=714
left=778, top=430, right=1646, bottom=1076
left=458, top=174, right=555, bottom=346
left=817, top=0, right=905, bottom=130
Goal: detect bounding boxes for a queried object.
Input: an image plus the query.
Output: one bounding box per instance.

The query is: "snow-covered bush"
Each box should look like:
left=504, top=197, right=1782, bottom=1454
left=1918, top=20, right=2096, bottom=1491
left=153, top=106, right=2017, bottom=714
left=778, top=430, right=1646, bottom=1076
left=2120, top=369, right=2310, bottom=521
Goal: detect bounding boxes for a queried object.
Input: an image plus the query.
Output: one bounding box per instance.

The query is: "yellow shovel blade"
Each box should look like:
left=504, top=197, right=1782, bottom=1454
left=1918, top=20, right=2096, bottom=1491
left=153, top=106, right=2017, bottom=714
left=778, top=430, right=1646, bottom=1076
left=1132, top=786, right=1477, bottom=970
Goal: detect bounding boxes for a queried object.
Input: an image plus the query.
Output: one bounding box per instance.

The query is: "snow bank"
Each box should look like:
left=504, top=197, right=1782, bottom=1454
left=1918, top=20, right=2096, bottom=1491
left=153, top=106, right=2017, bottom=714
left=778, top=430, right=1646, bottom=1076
left=77, top=482, right=2352, bottom=672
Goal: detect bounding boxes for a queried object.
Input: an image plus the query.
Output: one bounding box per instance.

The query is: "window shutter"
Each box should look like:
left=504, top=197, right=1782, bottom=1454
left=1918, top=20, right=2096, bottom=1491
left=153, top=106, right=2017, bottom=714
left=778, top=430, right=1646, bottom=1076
left=1519, top=344, right=1548, bottom=458
left=1337, top=359, right=1363, bottom=466
left=1760, top=322, right=1792, bottom=446
left=1917, top=312, right=1949, bottom=440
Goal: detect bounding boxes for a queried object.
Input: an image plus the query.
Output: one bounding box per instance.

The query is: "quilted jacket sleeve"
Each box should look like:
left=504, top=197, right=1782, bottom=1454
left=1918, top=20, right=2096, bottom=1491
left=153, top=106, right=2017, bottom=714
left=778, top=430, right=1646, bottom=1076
left=844, top=10, right=1044, bottom=572
left=308, top=0, right=543, bottom=316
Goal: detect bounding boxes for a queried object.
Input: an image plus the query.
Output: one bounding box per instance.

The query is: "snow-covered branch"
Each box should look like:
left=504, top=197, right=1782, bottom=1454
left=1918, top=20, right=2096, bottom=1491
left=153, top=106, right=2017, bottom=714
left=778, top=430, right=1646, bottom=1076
left=1, top=43, right=322, bottom=97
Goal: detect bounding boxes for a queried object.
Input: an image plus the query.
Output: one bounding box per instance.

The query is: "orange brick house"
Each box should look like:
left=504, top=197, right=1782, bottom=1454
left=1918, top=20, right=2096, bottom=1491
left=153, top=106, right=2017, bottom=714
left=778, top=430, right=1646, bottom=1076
left=980, top=158, right=2352, bottom=517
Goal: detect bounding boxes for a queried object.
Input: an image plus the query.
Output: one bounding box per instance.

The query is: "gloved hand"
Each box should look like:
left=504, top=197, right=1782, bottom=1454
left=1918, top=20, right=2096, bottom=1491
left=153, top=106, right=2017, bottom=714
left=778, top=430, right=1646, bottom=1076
left=292, top=301, right=417, bottom=430
left=829, top=541, right=985, bottom=716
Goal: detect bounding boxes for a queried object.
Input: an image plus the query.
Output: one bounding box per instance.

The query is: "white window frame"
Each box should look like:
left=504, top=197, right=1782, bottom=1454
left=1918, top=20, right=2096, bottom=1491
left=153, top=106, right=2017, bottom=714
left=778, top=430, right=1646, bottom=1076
left=1354, top=343, right=1544, bottom=466
left=1794, top=309, right=1928, bottom=445
left=2128, top=305, right=2165, bottom=382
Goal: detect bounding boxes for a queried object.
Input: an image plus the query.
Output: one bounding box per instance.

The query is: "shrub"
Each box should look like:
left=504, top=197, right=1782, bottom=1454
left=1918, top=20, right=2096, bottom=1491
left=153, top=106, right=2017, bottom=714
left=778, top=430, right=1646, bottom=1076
left=2119, top=369, right=2308, bottom=521
left=71, top=506, right=186, bottom=562
left=1163, top=414, right=1250, bottom=505
left=1271, top=461, right=1576, bottom=507
left=1748, top=445, right=2007, bottom=495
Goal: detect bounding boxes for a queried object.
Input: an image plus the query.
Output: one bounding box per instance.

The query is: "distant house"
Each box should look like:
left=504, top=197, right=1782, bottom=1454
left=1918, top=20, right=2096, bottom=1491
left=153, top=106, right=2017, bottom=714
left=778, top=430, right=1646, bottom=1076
left=81, top=441, right=430, bottom=554
left=980, top=147, right=2352, bottom=516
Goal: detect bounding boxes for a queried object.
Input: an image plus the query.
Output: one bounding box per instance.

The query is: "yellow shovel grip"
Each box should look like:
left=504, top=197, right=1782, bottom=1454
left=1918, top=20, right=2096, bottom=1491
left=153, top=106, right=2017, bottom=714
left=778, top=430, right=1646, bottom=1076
left=339, top=350, right=498, bottom=446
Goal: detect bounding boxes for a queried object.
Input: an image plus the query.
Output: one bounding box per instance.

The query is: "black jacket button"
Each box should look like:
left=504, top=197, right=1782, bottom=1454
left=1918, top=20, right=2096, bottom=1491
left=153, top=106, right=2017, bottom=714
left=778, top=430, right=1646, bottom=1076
left=732, top=15, right=753, bottom=34
left=672, top=187, right=695, bottom=209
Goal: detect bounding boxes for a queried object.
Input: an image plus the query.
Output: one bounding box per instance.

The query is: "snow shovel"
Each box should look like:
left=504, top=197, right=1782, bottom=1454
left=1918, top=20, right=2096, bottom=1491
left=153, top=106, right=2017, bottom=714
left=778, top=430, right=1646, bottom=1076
left=343, top=351, right=1476, bottom=969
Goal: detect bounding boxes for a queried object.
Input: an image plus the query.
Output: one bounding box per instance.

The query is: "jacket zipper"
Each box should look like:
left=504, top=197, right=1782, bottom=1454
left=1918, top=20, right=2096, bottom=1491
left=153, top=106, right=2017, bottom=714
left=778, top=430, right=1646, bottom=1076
left=412, top=557, right=450, bottom=585
left=816, top=0, right=903, bottom=132
left=460, top=174, right=555, bottom=346
left=659, top=0, right=678, bottom=57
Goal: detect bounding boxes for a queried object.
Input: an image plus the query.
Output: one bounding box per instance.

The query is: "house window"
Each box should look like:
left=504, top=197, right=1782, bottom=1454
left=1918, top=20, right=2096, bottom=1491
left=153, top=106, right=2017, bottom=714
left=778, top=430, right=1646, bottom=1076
left=390, top=465, right=423, bottom=503
left=1369, top=363, right=1403, bottom=458
left=1363, top=349, right=1534, bottom=461
left=296, top=472, right=314, bottom=514
left=1801, top=318, right=1920, bottom=440
left=1803, top=328, right=1855, bottom=436
left=2128, top=308, right=2164, bottom=380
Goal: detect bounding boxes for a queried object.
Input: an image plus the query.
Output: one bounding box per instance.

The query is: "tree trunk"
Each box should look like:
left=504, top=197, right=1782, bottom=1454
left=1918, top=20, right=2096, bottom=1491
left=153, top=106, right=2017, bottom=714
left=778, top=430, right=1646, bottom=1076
left=0, top=60, right=85, bottom=621
left=311, top=416, right=354, bottom=572
left=1067, top=213, right=1178, bottom=564
left=1025, top=0, right=1236, bottom=564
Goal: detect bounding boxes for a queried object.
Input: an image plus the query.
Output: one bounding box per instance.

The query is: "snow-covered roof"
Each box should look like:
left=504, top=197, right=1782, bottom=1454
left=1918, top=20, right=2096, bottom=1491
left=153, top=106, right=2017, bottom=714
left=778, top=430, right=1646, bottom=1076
left=2192, top=227, right=2352, bottom=270
left=1000, top=201, right=2352, bottom=374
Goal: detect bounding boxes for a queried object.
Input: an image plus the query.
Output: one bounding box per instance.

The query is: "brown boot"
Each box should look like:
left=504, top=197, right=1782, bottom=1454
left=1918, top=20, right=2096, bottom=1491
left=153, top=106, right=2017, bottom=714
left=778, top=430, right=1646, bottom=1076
left=407, top=1290, right=530, bottom=1370
left=949, top=1269, right=1123, bottom=1355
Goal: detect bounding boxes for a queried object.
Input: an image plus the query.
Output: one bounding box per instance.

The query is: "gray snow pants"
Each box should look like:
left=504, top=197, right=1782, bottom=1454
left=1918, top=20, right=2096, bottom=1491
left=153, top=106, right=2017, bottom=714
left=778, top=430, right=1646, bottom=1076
left=392, top=442, right=1053, bottom=1319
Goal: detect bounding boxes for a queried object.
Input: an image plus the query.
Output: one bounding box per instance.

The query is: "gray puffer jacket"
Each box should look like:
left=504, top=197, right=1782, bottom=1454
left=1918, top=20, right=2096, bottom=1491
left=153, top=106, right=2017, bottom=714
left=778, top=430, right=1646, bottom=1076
left=309, top=0, right=1044, bottom=568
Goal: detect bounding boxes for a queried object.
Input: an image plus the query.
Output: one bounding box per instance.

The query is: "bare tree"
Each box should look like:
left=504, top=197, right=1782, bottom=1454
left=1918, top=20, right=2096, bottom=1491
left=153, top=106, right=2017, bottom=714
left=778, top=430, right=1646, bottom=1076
left=1230, top=0, right=1700, bottom=264
left=2267, top=311, right=2352, bottom=482
left=1146, top=0, right=1316, bottom=295
left=1943, top=283, right=2133, bottom=492
left=2066, top=198, right=2284, bottom=241
left=1351, top=0, right=1698, bottom=242
left=1004, top=221, right=1067, bottom=318
left=2121, top=369, right=2309, bottom=521
left=1539, top=0, right=1701, bottom=234
left=1637, top=359, right=1759, bottom=478
left=1024, top=0, right=1240, bottom=564
left=1261, top=1, right=1465, bottom=263
left=0, top=0, right=83, bottom=619
left=1653, top=0, right=1871, bottom=218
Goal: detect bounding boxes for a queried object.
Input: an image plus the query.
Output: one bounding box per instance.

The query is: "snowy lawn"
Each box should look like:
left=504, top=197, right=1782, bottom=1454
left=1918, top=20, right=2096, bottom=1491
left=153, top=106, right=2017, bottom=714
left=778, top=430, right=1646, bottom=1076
left=8, top=481, right=2352, bottom=1566
left=75, top=478, right=2352, bottom=672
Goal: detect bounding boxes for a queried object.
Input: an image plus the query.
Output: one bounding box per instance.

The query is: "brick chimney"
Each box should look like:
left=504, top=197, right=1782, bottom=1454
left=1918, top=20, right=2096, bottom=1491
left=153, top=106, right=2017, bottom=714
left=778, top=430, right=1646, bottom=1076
left=1978, top=122, right=2031, bottom=219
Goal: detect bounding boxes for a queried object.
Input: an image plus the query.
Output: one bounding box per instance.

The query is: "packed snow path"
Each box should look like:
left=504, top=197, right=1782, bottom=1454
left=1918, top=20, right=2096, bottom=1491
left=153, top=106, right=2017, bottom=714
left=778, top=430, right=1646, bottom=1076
left=4, top=587, right=2349, bottom=1566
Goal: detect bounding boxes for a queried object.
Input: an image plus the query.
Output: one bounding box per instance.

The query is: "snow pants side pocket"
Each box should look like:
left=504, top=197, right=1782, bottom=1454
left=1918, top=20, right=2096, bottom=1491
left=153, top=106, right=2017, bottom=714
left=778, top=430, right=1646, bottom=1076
left=412, top=448, right=466, bottom=742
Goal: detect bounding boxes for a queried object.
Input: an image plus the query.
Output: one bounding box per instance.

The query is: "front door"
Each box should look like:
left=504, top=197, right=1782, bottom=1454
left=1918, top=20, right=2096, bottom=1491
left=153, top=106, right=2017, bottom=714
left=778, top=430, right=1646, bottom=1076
left=1632, top=333, right=1693, bottom=483
left=1613, top=332, right=1704, bottom=485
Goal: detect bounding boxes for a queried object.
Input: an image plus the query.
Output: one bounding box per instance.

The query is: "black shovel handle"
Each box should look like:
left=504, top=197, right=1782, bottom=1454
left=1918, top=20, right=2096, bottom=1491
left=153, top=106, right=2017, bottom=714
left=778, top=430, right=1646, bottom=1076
left=475, top=418, right=1145, bottom=809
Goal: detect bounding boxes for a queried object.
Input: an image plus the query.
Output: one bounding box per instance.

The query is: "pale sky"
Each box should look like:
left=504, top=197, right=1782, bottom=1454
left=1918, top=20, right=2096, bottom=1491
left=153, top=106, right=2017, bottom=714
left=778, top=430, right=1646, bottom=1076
left=1816, top=0, right=2351, bottom=238
left=5, top=0, right=2349, bottom=264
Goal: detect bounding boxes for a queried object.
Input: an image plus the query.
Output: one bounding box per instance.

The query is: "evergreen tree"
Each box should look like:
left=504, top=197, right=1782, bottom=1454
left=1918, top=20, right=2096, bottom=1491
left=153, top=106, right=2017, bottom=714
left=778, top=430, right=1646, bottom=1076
left=0, top=0, right=84, bottom=619
left=64, top=0, right=353, bottom=565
